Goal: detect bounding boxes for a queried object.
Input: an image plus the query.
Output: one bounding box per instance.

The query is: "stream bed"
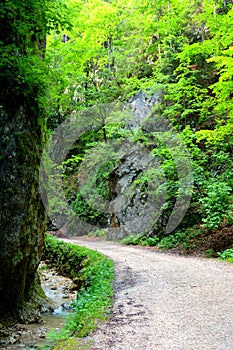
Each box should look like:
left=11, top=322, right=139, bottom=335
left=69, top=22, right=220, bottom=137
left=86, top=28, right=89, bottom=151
left=0, top=263, right=76, bottom=349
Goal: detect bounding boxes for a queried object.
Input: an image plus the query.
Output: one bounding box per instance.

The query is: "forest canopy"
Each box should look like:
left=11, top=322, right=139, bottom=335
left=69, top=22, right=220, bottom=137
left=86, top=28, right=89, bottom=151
left=42, top=0, right=233, bottom=252
left=0, top=0, right=232, bottom=325
left=1, top=0, right=232, bottom=259
left=40, top=0, right=233, bottom=251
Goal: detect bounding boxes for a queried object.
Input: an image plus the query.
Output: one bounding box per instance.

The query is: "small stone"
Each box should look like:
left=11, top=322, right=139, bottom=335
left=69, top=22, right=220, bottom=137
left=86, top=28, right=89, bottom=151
left=0, top=329, right=10, bottom=337
left=9, top=336, right=18, bottom=344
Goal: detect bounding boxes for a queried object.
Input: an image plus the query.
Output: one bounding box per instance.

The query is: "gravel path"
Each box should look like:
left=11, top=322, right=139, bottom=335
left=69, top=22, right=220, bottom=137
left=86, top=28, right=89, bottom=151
left=65, top=237, right=233, bottom=350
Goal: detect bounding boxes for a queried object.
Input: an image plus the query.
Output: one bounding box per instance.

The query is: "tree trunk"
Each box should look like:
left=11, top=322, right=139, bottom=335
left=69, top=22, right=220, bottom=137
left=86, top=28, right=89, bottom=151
left=0, top=1, right=47, bottom=322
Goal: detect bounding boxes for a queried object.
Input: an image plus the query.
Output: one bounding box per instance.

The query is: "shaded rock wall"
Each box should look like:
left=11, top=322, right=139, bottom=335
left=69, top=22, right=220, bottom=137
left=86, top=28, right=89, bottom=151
left=0, top=106, right=46, bottom=320
left=108, top=92, right=163, bottom=239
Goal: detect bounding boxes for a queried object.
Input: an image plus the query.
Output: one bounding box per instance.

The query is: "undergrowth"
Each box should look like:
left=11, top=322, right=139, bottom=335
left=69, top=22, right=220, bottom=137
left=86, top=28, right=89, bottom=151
left=217, top=248, right=233, bottom=262
left=121, top=234, right=159, bottom=246
left=120, top=229, right=200, bottom=250
left=87, top=228, right=108, bottom=238
left=43, top=235, right=114, bottom=342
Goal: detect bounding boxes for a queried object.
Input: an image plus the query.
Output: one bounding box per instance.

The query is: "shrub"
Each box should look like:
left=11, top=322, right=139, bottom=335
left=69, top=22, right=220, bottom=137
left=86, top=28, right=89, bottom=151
left=198, top=181, right=232, bottom=230
left=217, top=248, right=233, bottom=260
left=121, top=234, right=159, bottom=246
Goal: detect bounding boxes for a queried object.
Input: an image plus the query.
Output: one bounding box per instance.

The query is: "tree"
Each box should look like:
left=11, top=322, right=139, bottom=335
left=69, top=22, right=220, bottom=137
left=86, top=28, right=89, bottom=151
left=46, top=0, right=232, bottom=244
left=0, top=0, right=66, bottom=321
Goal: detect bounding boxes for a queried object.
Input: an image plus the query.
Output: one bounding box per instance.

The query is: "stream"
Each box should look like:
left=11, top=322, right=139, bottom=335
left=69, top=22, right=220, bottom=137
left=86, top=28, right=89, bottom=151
left=0, top=263, right=76, bottom=349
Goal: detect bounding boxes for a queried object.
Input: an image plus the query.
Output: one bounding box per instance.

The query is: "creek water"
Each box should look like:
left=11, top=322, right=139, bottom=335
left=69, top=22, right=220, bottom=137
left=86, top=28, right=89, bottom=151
left=0, top=264, right=76, bottom=349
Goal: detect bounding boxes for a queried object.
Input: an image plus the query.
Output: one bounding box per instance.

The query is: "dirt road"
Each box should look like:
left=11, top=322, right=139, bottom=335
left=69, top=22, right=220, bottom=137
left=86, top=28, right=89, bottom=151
left=66, top=237, right=233, bottom=350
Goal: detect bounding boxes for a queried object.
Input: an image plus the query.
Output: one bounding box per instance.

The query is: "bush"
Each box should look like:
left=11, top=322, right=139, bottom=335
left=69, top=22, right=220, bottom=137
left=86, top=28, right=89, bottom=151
left=157, top=235, right=180, bottom=249
left=157, top=229, right=199, bottom=250
left=198, top=181, right=232, bottom=230
left=217, top=248, right=233, bottom=260
left=121, top=234, right=159, bottom=246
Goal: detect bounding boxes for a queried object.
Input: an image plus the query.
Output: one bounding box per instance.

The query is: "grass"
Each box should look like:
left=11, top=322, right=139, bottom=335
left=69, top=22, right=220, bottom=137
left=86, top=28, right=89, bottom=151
left=43, top=234, right=114, bottom=344
left=51, top=338, right=93, bottom=350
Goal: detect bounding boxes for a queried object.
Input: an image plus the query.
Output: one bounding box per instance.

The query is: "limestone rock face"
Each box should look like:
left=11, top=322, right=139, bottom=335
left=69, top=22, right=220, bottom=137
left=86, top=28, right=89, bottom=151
left=108, top=92, right=164, bottom=239
left=108, top=143, right=153, bottom=239
left=0, top=106, right=46, bottom=320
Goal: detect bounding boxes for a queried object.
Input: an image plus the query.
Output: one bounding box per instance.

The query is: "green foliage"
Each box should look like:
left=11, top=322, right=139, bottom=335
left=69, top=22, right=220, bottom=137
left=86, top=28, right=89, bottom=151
left=44, top=0, right=233, bottom=252
left=157, top=229, right=199, bottom=250
left=205, top=249, right=215, bottom=258
left=88, top=228, right=108, bottom=238
left=217, top=248, right=233, bottom=261
left=68, top=257, right=114, bottom=337
left=71, top=192, right=108, bottom=227
left=52, top=337, right=92, bottom=350
left=121, top=234, right=159, bottom=246
left=157, top=235, right=180, bottom=249
left=64, top=135, right=125, bottom=227
left=120, top=228, right=200, bottom=250
left=198, top=181, right=232, bottom=230
left=44, top=235, right=114, bottom=339
left=43, top=0, right=233, bottom=131
left=0, top=0, right=72, bottom=114
left=38, top=346, right=53, bottom=350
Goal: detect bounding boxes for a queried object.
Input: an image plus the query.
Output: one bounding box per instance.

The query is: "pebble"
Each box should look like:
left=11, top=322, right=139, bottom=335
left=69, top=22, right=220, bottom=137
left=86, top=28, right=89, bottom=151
left=9, top=335, right=18, bottom=344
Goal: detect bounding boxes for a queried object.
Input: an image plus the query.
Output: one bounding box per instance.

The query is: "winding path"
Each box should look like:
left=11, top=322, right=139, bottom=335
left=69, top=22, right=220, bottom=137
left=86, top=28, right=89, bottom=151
left=65, top=237, right=233, bottom=350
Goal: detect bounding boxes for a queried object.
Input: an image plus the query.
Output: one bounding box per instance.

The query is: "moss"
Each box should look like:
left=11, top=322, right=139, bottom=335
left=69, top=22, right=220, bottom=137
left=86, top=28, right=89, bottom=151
left=17, top=272, right=46, bottom=323
left=15, top=131, right=37, bottom=162
left=32, top=272, right=46, bottom=299
left=0, top=0, right=47, bottom=322
left=0, top=105, right=46, bottom=320
left=12, top=250, right=24, bottom=265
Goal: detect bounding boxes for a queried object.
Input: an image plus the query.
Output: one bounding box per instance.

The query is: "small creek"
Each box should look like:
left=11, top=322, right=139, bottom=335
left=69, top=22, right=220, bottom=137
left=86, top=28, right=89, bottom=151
left=0, top=263, right=76, bottom=349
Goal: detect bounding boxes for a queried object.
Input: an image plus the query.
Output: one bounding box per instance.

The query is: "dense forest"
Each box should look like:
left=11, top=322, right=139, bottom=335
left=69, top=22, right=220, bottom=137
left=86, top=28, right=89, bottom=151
left=44, top=0, right=233, bottom=252
left=0, top=0, right=233, bottom=321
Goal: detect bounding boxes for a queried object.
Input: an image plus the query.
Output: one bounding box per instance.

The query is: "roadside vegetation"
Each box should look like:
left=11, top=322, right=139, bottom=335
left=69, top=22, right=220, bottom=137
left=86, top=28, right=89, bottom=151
left=120, top=226, right=233, bottom=258
left=2, top=0, right=233, bottom=339
left=45, top=0, right=233, bottom=256
left=218, top=248, right=233, bottom=262
left=43, top=235, right=114, bottom=346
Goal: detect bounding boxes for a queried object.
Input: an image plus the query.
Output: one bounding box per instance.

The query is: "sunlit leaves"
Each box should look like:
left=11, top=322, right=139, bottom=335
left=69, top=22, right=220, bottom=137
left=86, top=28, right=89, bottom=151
left=208, top=46, right=233, bottom=118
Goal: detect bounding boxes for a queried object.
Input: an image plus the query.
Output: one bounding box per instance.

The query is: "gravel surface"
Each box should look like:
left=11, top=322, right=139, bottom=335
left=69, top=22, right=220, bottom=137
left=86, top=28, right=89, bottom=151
left=65, top=237, right=233, bottom=350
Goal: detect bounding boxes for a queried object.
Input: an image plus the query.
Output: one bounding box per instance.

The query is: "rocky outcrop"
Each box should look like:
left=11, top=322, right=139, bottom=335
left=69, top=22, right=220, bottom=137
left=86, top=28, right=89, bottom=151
left=0, top=106, right=46, bottom=321
left=108, top=92, right=164, bottom=239
left=0, top=1, right=48, bottom=321
left=127, top=91, right=161, bottom=127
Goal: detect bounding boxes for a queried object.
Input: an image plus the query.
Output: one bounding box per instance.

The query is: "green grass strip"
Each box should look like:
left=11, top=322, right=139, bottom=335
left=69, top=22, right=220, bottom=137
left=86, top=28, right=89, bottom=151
left=44, top=235, right=114, bottom=341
